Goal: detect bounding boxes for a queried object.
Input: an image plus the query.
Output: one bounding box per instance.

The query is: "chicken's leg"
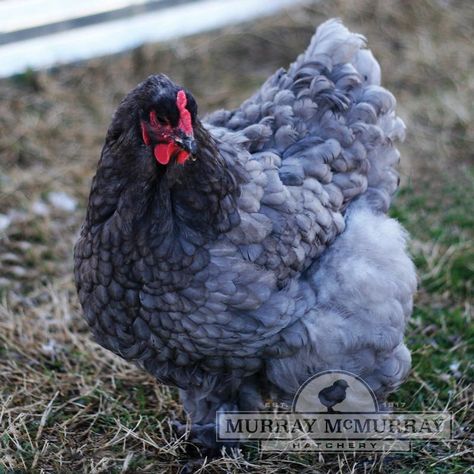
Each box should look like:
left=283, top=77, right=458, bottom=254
left=175, top=375, right=265, bottom=456
left=174, top=390, right=238, bottom=457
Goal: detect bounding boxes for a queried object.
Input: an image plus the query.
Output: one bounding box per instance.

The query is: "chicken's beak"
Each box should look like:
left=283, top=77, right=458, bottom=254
left=174, top=135, right=197, bottom=155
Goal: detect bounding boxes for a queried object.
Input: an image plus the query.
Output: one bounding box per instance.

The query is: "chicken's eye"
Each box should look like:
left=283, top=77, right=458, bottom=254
left=149, top=110, right=168, bottom=127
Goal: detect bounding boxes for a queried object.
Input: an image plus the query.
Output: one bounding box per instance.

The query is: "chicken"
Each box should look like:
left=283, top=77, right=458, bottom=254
left=74, top=19, right=417, bottom=452
left=318, top=380, right=349, bottom=413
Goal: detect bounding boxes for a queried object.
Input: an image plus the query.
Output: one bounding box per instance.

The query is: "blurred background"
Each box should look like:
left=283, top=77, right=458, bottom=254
left=0, top=0, right=472, bottom=472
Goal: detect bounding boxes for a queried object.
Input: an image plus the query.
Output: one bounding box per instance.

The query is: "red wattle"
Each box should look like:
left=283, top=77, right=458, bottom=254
left=154, top=143, right=173, bottom=165
left=177, top=150, right=190, bottom=165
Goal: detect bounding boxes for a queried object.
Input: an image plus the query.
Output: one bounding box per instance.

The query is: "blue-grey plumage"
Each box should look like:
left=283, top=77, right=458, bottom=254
left=74, top=19, right=416, bottom=452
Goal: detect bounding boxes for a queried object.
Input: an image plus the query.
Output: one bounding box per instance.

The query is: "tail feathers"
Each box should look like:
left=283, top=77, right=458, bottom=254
left=290, top=19, right=366, bottom=74
left=352, top=49, right=381, bottom=86
left=205, top=19, right=404, bottom=214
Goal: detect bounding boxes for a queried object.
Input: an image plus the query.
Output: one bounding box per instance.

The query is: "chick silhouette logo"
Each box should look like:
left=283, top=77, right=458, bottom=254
left=317, top=379, right=349, bottom=413
left=293, top=370, right=378, bottom=413
left=217, top=370, right=453, bottom=452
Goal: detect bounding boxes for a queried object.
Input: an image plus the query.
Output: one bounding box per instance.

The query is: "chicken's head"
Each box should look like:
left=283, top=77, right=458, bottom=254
left=108, top=74, right=199, bottom=169
left=137, top=76, right=198, bottom=166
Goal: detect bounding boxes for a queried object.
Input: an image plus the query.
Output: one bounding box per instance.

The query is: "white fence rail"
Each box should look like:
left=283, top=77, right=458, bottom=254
left=0, top=0, right=309, bottom=77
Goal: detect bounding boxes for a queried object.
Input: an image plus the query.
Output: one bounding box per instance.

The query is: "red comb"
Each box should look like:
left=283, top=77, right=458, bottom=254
left=176, top=90, right=193, bottom=135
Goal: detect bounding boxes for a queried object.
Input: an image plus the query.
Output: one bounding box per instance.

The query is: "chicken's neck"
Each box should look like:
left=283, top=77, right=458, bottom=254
left=156, top=126, right=241, bottom=241
left=88, top=124, right=242, bottom=250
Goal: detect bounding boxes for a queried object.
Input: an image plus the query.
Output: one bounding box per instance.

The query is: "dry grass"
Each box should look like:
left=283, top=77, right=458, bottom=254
left=0, top=0, right=473, bottom=472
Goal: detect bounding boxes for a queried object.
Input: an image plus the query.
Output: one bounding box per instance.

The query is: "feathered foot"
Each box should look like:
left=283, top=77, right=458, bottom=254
left=172, top=420, right=240, bottom=459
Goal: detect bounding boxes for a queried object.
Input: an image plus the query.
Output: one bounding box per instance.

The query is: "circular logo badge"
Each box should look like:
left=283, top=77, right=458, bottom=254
left=293, top=370, right=378, bottom=413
